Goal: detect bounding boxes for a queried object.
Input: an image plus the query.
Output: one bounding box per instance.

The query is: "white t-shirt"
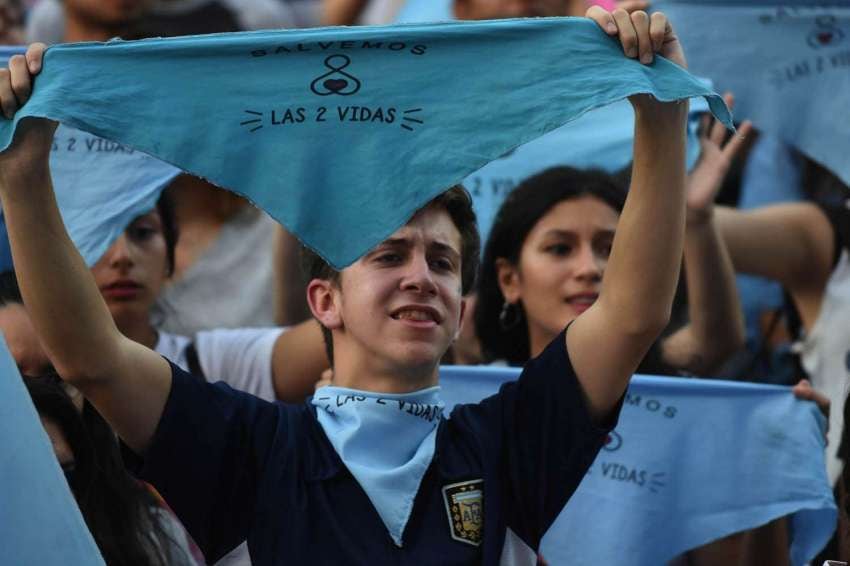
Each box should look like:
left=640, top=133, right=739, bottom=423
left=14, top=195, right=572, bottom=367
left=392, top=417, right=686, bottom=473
left=157, top=206, right=278, bottom=336
left=800, top=249, right=850, bottom=486
left=155, top=327, right=283, bottom=402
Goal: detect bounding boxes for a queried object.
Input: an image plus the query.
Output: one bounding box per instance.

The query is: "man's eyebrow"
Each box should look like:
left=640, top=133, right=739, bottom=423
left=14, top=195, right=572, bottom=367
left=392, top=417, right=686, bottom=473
left=430, top=241, right=461, bottom=257
left=372, top=237, right=411, bottom=250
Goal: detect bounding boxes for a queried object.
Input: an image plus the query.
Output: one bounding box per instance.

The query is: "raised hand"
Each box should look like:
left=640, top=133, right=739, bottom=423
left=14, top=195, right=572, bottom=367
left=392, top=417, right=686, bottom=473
left=586, top=5, right=685, bottom=68
left=793, top=379, right=830, bottom=438
left=686, top=93, right=754, bottom=225
left=0, top=43, right=57, bottom=187
left=0, top=43, right=46, bottom=119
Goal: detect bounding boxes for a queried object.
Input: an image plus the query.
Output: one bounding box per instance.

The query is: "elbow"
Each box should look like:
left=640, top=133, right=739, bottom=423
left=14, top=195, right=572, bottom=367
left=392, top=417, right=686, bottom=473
left=705, top=323, right=746, bottom=373
left=687, top=325, right=746, bottom=376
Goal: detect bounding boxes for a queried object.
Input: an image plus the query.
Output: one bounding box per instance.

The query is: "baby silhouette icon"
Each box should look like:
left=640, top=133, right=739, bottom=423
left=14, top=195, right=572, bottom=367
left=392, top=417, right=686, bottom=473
left=310, top=55, right=362, bottom=96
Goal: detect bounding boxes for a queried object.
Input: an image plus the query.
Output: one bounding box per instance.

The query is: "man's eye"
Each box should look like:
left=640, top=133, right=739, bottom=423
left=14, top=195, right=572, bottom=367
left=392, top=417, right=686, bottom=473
left=545, top=243, right=571, bottom=256
left=431, top=258, right=454, bottom=271
left=128, top=226, right=156, bottom=241
left=376, top=253, right=401, bottom=263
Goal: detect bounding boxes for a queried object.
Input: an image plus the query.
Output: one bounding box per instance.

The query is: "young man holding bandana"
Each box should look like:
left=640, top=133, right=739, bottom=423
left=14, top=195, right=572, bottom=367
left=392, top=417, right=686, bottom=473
left=0, top=6, right=692, bottom=564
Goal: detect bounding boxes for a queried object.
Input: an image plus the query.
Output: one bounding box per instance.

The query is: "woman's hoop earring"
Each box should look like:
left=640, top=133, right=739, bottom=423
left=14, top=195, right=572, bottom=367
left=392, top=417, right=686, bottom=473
left=498, top=301, right=522, bottom=331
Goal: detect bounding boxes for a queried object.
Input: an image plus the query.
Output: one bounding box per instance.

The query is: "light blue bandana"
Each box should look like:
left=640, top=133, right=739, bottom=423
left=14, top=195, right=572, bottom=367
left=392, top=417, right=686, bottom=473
left=0, top=19, right=731, bottom=269
left=655, top=0, right=850, bottom=185
left=0, top=337, right=105, bottom=565
left=440, top=366, right=836, bottom=566
left=312, top=385, right=444, bottom=547
left=0, top=121, right=181, bottom=270
left=464, top=97, right=711, bottom=240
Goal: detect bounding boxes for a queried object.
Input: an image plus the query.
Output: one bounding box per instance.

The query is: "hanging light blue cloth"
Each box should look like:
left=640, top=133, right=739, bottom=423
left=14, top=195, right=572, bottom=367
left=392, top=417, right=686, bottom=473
left=0, top=124, right=182, bottom=271
left=464, top=97, right=711, bottom=241
left=0, top=336, right=105, bottom=566
left=0, top=19, right=731, bottom=269
left=654, top=0, right=850, bottom=186
left=312, top=385, right=444, bottom=547
left=395, top=8, right=711, bottom=241
left=0, top=45, right=182, bottom=271
left=439, top=366, right=837, bottom=566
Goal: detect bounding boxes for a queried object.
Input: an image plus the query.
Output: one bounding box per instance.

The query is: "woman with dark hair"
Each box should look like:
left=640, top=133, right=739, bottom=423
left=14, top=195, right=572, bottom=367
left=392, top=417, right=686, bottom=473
left=24, top=374, right=200, bottom=566
left=475, top=116, right=832, bottom=564
left=62, top=186, right=325, bottom=407
left=476, top=112, right=751, bottom=375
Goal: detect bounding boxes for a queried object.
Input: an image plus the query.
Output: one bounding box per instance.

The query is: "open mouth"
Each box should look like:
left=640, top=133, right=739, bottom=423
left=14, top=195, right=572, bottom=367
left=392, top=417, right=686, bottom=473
left=390, top=306, right=441, bottom=324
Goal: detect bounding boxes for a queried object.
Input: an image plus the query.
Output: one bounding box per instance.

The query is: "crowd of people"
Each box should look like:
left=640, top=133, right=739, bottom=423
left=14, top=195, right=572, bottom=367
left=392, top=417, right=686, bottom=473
left=0, top=0, right=847, bottom=565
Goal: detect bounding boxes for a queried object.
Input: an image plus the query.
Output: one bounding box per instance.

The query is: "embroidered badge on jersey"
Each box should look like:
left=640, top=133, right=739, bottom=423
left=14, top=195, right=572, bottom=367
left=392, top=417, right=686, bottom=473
left=442, top=479, right=483, bottom=546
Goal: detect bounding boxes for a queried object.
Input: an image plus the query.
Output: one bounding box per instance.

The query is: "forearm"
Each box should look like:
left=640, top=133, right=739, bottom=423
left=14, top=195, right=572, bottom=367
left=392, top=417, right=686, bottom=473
left=568, top=101, right=689, bottom=421
left=599, top=101, right=689, bottom=335
left=664, top=218, right=744, bottom=374
left=0, top=154, right=126, bottom=382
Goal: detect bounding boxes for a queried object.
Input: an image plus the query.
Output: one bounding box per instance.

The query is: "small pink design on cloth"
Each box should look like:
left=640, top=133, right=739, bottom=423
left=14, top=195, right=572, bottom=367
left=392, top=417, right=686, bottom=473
left=589, top=0, right=617, bottom=9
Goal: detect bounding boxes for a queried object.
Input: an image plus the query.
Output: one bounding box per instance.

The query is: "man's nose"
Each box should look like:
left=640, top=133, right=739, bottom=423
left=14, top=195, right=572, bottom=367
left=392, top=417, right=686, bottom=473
left=400, top=253, right=437, bottom=295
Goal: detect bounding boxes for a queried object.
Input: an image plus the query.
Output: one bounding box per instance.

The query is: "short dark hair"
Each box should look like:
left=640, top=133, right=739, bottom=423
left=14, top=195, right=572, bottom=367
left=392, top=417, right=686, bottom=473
left=301, top=185, right=480, bottom=365
left=155, top=191, right=179, bottom=278
left=475, top=166, right=626, bottom=365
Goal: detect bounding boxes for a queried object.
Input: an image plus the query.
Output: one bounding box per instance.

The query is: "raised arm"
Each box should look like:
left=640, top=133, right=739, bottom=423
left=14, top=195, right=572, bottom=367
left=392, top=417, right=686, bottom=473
left=715, top=203, right=834, bottom=330
left=661, top=100, right=751, bottom=375
left=0, top=45, right=171, bottom=453
left=568, top=8, right=689, bottom=421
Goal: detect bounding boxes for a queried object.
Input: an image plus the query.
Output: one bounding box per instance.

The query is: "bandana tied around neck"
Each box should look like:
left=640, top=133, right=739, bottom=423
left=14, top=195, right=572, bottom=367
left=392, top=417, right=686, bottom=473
left=0, top=18, right=732, bottom=269
left=312, top=386, right=444, bottom=547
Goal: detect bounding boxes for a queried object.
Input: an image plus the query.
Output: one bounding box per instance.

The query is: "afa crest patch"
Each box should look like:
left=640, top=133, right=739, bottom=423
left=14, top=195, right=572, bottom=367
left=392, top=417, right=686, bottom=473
left=442, top=479, right=483, bottom=546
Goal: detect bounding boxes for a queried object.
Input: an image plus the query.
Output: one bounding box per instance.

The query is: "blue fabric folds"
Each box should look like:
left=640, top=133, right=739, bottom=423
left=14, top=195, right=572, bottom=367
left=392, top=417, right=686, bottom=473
left=654, top=0, right=850, bottom=186
left=439, top=366, right=837, bottom=566
left=0, top=19, right=730, bottom=268
left=463, top=97, right=710, bottom=241
left=0, top=124, right=181, bottom=270
left=312, top=385, right=444, bottom=547
left=0, top=337, right=105, bottom=565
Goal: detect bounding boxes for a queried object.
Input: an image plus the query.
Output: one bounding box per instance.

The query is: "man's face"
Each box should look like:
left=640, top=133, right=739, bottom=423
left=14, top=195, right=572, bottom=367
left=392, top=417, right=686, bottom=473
left=453, top=0, right=572, bottom=20
left=317, top=207, right=466, bottom=387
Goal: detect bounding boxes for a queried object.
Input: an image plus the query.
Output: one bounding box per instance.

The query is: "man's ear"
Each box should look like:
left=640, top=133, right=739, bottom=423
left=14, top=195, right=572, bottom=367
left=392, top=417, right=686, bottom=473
left=306, top=278, right=343, bottom=330
left=453, top=295, right=469, bottom=341
left=495, top=258, right=521, bottom=304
